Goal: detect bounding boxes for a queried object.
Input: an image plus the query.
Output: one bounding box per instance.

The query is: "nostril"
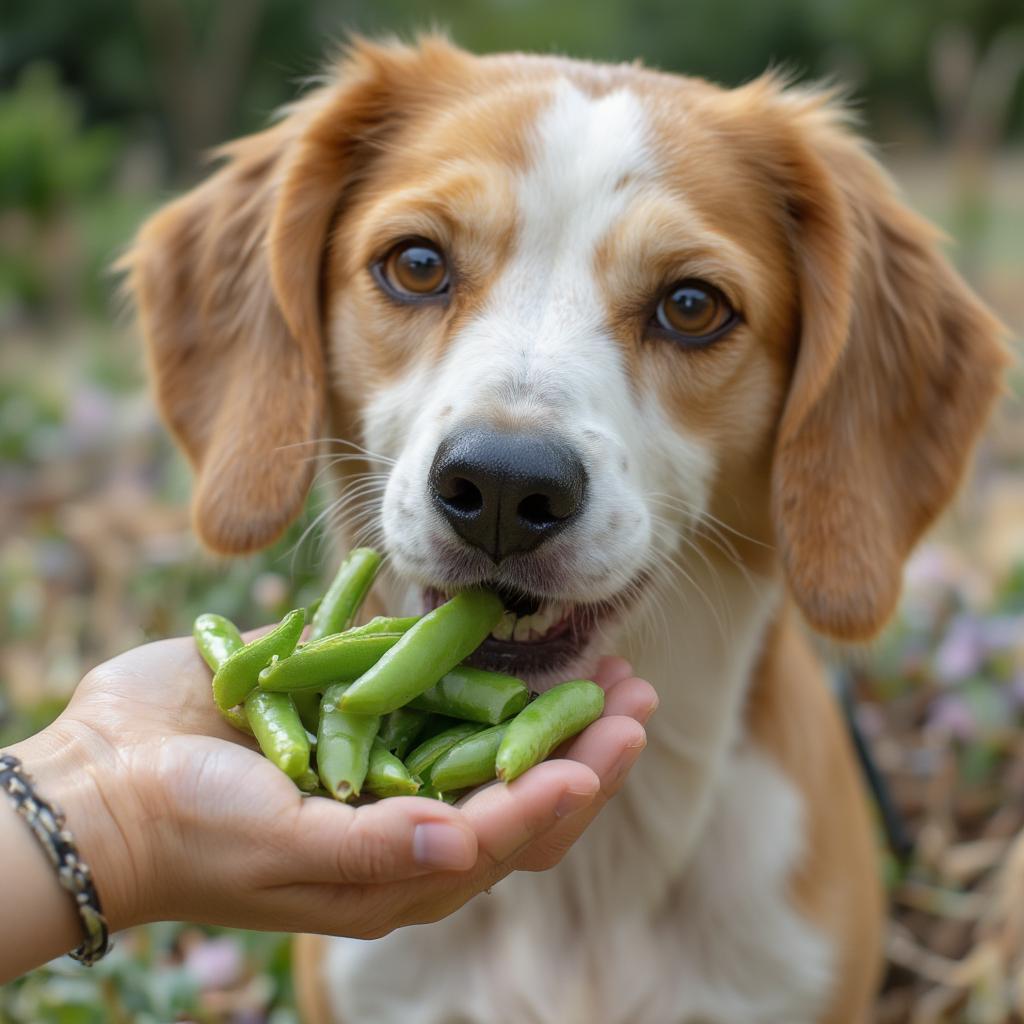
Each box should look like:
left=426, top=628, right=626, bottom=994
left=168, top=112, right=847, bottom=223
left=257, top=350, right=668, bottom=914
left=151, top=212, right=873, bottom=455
left=441, top=476, right=484, bottom=515
left=517, top=492, right=560, bottom=529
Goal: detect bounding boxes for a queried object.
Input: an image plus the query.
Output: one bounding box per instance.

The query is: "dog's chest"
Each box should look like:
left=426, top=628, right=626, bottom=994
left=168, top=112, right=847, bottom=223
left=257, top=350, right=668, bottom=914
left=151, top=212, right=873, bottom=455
left=318, top=740, right=831, bottom=1024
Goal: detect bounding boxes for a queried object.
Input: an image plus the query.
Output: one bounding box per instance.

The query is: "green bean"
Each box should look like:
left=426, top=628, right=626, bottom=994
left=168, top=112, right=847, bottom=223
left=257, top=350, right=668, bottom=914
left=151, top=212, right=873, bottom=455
left=212, top=608, right=304, bottom=710
left=218, top=704, right=253, bottom=734
left=495, top=680, right=605, bottom=783
left=308, top=548, right=382, bottom=642
left=427, top=725, right=507, bottom=793
left=292, top=689, right=322, bottom=736
left=193, top=613, right=244, bottom=672
left=244, top=690, right=311, bottom=780
left=316, top=683, right=380, bottom=801
left=364, top=739, right=421, bottom=797
left=418, top=714, right=464, bottom=740
left=409, top=666, right=529, bottom=724
left=349, top=615, right=420, bottom=636
left=296, top=768, right=321, bottom=793
left=257, top=632, right=404, bottom=692
left=377, top=707, right=429, bottom=759
left=193, top=614, right=253, bottom=734
left=340, top=590, right=504, bottom=715
left=405, top=721, right=487, bottom=779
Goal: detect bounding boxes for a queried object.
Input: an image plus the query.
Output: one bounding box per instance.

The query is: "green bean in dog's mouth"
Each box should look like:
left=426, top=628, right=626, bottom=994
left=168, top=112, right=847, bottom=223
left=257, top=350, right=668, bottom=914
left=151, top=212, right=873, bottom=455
left=421, top=583, right=626, bottom=682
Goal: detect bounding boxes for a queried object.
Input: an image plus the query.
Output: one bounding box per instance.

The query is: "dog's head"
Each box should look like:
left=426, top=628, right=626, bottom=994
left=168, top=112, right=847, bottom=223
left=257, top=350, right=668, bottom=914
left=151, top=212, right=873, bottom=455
left=126, top=37, right=1008, bottom=682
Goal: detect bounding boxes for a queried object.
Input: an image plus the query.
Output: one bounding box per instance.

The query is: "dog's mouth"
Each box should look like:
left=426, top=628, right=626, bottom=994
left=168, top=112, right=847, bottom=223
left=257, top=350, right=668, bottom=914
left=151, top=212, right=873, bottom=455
left=421, top=582, right=635, bottom=684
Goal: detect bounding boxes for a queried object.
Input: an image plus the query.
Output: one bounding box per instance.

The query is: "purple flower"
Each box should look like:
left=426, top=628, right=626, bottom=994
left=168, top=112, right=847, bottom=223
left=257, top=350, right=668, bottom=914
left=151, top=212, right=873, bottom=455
left=980, top=615, right=1024, bottom=656
left=62, top=385, right=118, bottom=456
left=904, top=544, right=961, bottom=593
left=855, top=703, right=886, bottom=739
left=933, top=615, right=986, bottom=684
left=927, top=694, right=977, bottom=741
left=184, top=936, right=243, bottom=990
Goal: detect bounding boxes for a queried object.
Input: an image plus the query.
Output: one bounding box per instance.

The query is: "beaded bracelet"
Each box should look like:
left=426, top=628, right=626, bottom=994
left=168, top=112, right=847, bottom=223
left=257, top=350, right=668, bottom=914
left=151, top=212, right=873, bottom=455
left=0, top=753, right=110, bottom=965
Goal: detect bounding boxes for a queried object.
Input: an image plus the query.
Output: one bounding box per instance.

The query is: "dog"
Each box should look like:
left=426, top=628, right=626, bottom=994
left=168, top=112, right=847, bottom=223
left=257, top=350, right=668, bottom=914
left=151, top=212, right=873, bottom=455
left=125, top=36, right=1008, bottom=1024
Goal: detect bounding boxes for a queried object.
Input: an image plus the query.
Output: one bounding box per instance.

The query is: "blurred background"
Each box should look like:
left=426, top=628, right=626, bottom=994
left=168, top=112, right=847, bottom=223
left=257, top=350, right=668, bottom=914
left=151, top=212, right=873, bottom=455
left=1, top=1, right=1022, bottom=1021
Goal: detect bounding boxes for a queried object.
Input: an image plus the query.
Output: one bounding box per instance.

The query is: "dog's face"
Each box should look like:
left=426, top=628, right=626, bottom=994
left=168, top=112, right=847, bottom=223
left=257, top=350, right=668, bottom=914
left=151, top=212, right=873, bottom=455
left=127, top=39, right=1007, bottom=682
left=327, top=69, right=795, bottom=680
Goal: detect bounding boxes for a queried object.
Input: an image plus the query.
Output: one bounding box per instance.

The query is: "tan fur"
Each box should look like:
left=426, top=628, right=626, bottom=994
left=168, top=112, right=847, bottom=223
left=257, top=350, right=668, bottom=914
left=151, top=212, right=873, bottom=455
left=121, top=114, right=323, bottom=554
left=292, top=933, right=334, bottom=1024
left=121, top=38, right=485, bottom=553
left=123, top=37, right=1009, bottom=1024
left=714, top=79, right=1010, bottom=640
left=748, top=608, right=885, bottom=1023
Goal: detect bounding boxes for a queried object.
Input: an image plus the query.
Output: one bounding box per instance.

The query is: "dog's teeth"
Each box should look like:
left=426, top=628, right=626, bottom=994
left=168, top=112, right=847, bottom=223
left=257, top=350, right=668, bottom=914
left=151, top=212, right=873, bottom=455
left=491, top=611, right=515, bottom=641
left=490, top=602, right=571, bottom=643
left=532, top=605, right=555, bottom=635
left=512, top=615, right=534, bottom=642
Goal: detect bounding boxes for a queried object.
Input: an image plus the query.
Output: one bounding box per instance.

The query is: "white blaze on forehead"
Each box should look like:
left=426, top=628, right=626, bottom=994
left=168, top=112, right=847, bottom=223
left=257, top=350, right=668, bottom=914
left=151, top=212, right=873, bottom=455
left=436, top=78, right=654, bottom=416
left=500, top=80, right=650, bottom=339
left=516, top=80, right=651, bottom=284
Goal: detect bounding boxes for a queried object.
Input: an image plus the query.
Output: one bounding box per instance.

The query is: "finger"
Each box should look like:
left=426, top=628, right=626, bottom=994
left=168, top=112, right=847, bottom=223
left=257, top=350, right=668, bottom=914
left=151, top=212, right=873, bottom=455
left=289, top=795, right=478, bottom=884
left=283, top=762, right=603, bottom=936
left=591, top=656, right=634, bottom=690
left=460, top=760, right=600, bottom=869
left=258, top=764, right=599, bottom=937
left=601, top=674, right=658, bottom=723
left=561, top=714, right=646, bottom=793
left=514, top=715, right=646, bottom=871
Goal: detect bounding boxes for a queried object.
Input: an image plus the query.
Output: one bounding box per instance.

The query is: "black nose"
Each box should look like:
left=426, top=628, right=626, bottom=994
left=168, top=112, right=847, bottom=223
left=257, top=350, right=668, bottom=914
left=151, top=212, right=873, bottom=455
left=429, top=426, right=587, bottom=563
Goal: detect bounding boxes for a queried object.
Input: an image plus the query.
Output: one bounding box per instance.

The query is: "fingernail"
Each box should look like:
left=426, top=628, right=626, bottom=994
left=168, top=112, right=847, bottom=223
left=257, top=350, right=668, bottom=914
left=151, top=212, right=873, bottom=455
left=638, top=697, right=659, bottom=725
left=609, top=738, right=646, bottom=788
left=413, top=823, right=475, bottom=870
left=555, top=785, right=597, bottom=819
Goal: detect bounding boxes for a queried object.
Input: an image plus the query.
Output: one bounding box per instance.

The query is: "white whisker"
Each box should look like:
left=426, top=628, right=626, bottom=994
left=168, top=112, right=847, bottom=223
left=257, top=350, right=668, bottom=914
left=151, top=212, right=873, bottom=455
left=275, top=436, right=397, bottom=466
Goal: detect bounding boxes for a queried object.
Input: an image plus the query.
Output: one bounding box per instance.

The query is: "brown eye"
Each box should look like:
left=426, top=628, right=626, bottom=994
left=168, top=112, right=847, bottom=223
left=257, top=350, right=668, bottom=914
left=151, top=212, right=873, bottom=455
left=379, top=240, right=449, bottom=298
left=655, top=280, right=735, bottom=342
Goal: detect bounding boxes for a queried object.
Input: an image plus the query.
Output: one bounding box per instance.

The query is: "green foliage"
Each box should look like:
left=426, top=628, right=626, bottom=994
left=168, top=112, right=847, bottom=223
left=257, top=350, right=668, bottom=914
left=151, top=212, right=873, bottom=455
left=2, top=0, right=1022, bottom=187
left=0, top=62, right=127, bottom=318
left=0, top=63, right=118, bottom=220
left=996, top=560, right=1024, bottom=612
left=0, top=925, right=293, bottom=1024
left=0, top=373, right=63, bottom=464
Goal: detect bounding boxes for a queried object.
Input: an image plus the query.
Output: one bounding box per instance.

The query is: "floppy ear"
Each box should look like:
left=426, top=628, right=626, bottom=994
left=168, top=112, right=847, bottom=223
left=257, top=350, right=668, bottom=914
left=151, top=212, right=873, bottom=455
left=124, top=115, right=323, bottom=554
left=122, top=36, right=472, bottom=553
left=736, top=80, right=1010, bottom=639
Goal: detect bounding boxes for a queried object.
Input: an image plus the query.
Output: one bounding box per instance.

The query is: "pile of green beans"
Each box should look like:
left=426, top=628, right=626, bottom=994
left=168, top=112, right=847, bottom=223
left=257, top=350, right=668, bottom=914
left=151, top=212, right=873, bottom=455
left=192, top=546, right=605, bottom=802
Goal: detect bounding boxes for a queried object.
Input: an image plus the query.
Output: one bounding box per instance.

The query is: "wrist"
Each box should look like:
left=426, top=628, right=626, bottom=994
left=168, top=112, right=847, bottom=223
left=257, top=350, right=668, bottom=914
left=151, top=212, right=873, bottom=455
left=6, top=719, right=149, bottom=934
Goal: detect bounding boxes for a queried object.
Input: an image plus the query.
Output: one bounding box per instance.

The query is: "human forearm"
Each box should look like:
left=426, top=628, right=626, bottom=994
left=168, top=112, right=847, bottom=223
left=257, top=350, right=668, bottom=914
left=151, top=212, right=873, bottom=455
left=0, top=724, right=138, bottom=982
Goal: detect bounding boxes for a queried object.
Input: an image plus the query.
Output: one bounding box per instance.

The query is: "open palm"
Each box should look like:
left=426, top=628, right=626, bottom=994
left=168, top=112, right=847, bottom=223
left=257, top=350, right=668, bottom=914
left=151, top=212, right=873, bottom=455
left=52, top=634, right=655, bottom=939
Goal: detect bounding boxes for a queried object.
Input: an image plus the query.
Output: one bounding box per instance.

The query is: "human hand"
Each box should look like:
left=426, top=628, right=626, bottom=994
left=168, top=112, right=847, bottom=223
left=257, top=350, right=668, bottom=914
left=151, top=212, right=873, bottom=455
left=7, top=635, right=655, bottom=945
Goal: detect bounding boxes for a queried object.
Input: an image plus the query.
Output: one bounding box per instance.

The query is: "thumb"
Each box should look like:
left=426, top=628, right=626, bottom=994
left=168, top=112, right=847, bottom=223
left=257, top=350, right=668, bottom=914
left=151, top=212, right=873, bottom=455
left=288, top=796, right=479, bottom=884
